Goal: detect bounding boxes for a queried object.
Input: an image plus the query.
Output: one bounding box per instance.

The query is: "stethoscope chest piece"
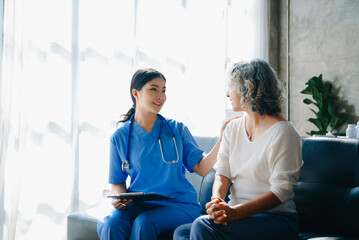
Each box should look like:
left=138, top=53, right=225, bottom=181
left=122, top=160, right=130, bottom=171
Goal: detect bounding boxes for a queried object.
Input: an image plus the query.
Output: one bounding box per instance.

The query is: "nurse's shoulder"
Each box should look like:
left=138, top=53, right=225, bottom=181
left=110, top=120, right=131, bottom=144
left=161, top=116, right=187, bottom=135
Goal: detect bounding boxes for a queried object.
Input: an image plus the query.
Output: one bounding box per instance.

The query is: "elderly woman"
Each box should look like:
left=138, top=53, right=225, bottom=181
left=174, top=59, right=302, bottom=240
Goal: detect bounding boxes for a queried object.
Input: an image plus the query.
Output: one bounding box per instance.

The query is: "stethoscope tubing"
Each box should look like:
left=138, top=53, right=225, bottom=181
left=121, top=113, right=179, bottom=171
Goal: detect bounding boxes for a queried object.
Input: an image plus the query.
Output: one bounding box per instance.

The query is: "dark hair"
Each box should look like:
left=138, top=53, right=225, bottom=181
left=118, top=68, right=166, bottom=124
left=228, top=58, right=283, bottom=115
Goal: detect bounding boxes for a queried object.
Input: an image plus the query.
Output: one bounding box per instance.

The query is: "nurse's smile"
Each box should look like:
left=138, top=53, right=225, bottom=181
left=153, top=101, right=162, bottom=107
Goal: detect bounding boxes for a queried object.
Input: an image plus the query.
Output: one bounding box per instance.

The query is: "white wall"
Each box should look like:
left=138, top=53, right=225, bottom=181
left=288, top=0, right=359, bottom=135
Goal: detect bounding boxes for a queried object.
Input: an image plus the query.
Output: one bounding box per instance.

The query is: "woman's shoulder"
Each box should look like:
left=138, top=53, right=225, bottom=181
left=271, top=120, right=297, bottom=133
left=226, top=115, right=244, bottom=129
left=268, top=119, right=301, bottom=142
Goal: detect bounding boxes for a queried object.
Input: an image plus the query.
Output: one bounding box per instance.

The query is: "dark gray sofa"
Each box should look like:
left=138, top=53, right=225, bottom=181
left=67, top=136, right=359, bottom=240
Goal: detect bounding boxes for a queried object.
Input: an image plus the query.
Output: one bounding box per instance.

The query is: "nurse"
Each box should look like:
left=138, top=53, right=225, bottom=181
left=97, top=68, right=228, bottom=240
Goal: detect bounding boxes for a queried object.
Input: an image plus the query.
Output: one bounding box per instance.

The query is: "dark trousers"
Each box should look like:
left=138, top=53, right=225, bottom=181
left=173, top=212, right=299, bottom=240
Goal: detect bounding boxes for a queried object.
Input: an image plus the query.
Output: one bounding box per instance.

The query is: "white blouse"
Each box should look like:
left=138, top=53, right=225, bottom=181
left=214, top=116, right=303, bottom=213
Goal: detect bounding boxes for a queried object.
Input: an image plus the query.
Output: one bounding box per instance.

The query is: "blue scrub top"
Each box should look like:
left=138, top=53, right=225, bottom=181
left=109, top=116, right=204, bottom=216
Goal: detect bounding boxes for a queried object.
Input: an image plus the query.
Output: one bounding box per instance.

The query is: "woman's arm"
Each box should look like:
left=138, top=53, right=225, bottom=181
left=231, top=191, right=281, bottom=219
left=204, top=174, right=231, bottom=223
left=212, top=174, right=231, bottom=200
left=206, top=176, right=281, bottom=226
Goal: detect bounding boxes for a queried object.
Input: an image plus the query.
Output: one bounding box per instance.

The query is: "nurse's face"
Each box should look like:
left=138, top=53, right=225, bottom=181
left=133, top=77, right=167, bottom=114
left=226, top=85, right=243, bottom=112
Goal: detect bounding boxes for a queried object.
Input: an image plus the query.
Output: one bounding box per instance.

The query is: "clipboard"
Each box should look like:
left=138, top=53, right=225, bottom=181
left=107, top=192, right=175, bottom=201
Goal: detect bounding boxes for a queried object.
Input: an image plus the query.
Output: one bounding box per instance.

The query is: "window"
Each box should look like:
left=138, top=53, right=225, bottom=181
left=0, top=1, right=268, bottom=239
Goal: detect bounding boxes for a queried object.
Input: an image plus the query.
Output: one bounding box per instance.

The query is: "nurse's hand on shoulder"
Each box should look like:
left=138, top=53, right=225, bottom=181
left=219, top=115, right=242, bottom=140
left=206, top=197, right=236, bottom=226
left=112, top=199, right=132, bottom=210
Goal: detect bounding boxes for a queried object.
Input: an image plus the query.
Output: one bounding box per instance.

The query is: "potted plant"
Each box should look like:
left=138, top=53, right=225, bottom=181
left=300, top=74, right=349, bottom=136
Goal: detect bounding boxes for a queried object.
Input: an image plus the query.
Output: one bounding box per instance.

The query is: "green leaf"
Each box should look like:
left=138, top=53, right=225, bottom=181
left=308, top=76, right=320, bottom=89
left=314, top=109, right=323, bottom=118
left=308, top=130, right=321, bottom=136
left=309, top=108, right=319, bottom=118
left=322, top=82, right=332, bottom=94
left=306, top=130, right=318, bottom=136
left=312, top=91, right=323, bottom=109
left=303, top=98, right=315, bottom=105
left=301, top=73, right=349, bottom=135
left=331, top=114, right=350, bottom=131
left=330, top=116, right=339, bottom=129
left=320, top=118, right=329, bottom=132
left=300, top=86, right=312, bottom=95
left=328, top=103, right=336, bottom=116
left=309, top=118, right=322, bottom=130
left=312, top=87, right=320, bottom=102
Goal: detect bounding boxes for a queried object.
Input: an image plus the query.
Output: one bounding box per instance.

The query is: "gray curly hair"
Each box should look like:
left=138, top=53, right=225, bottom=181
left=228, top=58, right=283, bottom=115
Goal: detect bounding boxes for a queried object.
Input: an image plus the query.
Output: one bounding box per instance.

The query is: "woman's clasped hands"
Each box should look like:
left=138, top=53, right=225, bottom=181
left=206, top=197, right=237, bottom=226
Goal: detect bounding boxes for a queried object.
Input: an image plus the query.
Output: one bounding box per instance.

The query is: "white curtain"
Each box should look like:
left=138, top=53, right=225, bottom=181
left=225, top=0, right=268, bottom=119
left=0, top=0, right=268, bottom=239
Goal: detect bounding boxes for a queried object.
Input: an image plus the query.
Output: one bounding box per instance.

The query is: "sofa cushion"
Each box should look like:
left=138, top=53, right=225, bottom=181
left=294, top=137, right=359, bottom=237
left=68, top=136, right=359, bottom=240
left=298, top=232, right=359, bottom=240
left=67, top=213, right=99, bottom=240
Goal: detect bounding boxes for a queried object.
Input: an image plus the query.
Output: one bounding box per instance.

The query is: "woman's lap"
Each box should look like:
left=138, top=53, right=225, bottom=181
left=174, top=212, right=299, bottom=240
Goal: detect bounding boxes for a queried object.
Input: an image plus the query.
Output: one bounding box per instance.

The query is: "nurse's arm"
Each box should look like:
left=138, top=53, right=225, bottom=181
left=192, top=116, right=241, bottom=177
left=111, top=183, right=132, bottom=210
left=192, top=137, right=222, bottom=177
left=111, top=183, right=127, bottom=195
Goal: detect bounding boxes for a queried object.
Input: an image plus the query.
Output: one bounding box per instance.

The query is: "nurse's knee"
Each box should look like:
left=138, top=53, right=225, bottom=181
left=97, top=210, right=131, bottom=239
left=132, top=212, right=156, bottom=230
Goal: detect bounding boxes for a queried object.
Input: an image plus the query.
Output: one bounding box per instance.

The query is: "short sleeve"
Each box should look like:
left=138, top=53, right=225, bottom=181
left=181, top=125, right=205, bottom=172
left=214, top=121, right=232, bottom=179
left=108, top=137, right=128, bottom=184
left=268, top=124, right=303, bottom=203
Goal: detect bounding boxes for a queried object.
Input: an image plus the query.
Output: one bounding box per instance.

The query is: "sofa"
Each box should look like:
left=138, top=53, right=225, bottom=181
left=67, top=136, right=359, bottom=240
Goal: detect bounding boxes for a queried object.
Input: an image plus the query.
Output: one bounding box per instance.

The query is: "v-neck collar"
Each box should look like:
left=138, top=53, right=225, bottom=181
left=243, top=116, right=287, bottom=143
left=132, top=117, right=163, bottom=140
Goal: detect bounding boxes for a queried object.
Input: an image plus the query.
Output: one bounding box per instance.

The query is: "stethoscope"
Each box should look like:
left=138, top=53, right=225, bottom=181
left=121, top=113, right=180, bottom=171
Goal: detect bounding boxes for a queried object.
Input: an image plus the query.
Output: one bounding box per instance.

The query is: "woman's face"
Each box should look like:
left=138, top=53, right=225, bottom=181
left=227, top=85, right=243, bottom=112
left=133, top=77, right=167, bottom=114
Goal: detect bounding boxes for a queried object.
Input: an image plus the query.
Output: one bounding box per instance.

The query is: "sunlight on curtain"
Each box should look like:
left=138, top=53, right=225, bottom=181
left=225, top=0, right=268, bottom=119
left=77, top=0, right=136, bottom=211
left=0, top=0, right=268, bottom=239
